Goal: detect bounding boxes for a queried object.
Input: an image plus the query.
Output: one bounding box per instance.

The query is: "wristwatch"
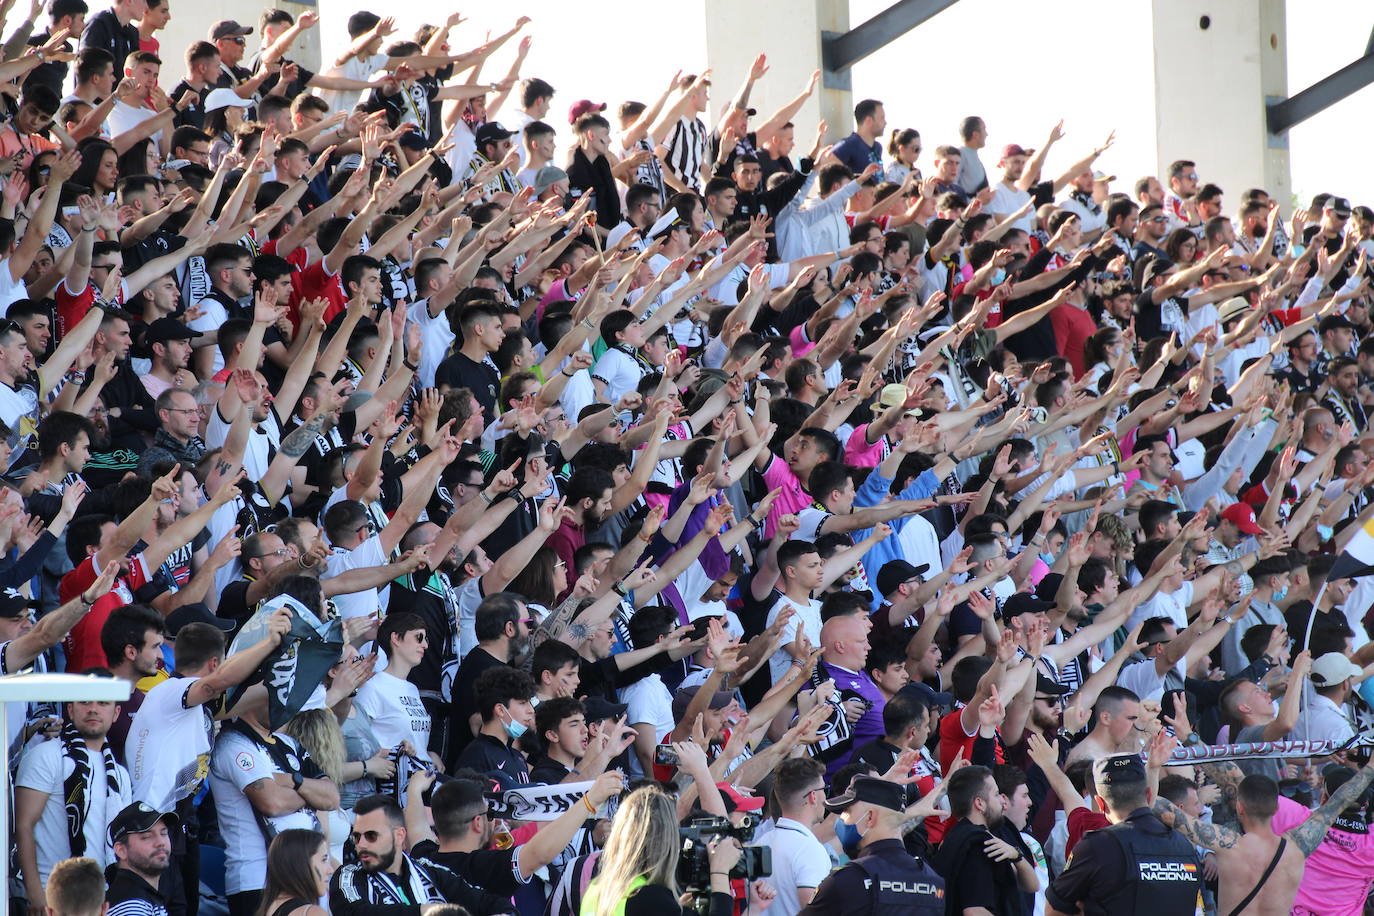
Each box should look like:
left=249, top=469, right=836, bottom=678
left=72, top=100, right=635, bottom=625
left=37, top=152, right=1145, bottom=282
left=291, top=771, right=304, bottom=790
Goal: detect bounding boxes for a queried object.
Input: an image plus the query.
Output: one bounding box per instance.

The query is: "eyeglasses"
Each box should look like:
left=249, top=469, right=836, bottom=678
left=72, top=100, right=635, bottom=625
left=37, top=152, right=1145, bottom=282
left=90, top=264, right=117, bottom=271
left=355, top=520, right=377, bottom=535
left=164, top=406, right=201, bottom=416
left=248, top=547, right=291, bottom=560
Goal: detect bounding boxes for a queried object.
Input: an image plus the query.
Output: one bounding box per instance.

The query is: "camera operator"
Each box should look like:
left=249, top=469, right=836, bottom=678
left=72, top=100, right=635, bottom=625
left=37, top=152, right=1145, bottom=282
left=584, top=785, right=739, bottom=916
left=800, top=776, right=946, bottom=916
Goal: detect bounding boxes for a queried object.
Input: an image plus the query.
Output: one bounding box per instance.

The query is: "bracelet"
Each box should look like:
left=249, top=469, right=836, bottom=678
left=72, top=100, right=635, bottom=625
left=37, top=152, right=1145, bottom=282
left=1112, top=460, right=1120, bottom=475
left=79, top=592, right=95, bottom=607
left=403, top=359, right=418, bottom=372
left=81, top=226, right=96, bottom=233
left=580, top=318, right=595, bottom=331
left=637, top=531, right=654, bottom=543
left=710, top=871, right=729, bottom=876
left=561, top=368, right=576, bottom=377
left=611, top=581, right=629, bottom=597
left=582, top=794, right=597, bottom=814
left=361, top=759, right=368, bottom=777
left=479, top=490, right=495, bottom=505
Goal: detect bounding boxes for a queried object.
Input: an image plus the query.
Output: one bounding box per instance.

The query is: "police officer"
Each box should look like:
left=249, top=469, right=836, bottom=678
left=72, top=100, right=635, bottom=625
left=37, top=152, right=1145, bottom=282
left=799, top=776, right=945, bottom=916
left=1047, top=754, right=1203, bottom=916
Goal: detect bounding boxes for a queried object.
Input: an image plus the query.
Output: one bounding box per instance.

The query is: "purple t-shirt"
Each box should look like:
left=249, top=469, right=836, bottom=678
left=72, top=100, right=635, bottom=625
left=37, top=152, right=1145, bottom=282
left=823, top=659, right=886, bottom=758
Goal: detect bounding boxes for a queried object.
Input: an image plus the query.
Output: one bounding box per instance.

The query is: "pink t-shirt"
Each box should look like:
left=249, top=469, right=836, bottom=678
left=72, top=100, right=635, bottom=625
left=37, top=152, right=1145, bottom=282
left=843, top=423, right=886, bottom=468
left=1272, top=795, right=1374, bottom=916
left=761, top=454, right=812, bottom=539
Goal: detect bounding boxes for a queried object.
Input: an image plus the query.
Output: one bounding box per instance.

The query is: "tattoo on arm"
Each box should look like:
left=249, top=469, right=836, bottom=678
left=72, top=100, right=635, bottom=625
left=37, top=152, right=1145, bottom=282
left=1288, top=766, right=1374, bottom=857
left=279, top=414, right=331, bottom=459
left=214, top=459, right=231, bottom=475
left=1152, top=796, right=1240, bottom=851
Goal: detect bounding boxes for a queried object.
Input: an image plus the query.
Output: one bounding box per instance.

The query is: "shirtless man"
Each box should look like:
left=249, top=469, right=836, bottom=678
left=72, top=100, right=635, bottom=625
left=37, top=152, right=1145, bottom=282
left=1064, top=685, right=1145, bottom=765
left=1152, top=758, right=1374, bottom=916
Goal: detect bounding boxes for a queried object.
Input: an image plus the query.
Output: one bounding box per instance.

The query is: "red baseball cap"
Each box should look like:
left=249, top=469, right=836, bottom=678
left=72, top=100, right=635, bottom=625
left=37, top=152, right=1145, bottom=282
left=1220, top=502, right=1264, bottom=536
left=568, top=99, right=607, bottom=124
left=999, top=143, right=1032, bottom=163
left=717, top=783, right=765, bottom=812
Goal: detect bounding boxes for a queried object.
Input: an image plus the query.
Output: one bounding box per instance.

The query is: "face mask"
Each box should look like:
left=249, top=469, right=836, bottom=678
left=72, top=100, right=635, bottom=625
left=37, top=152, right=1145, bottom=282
left=990, top=268, right=1007, bottom=286
left=502, top=714, right=528, bottom=740
left=1040, top=553, right=1056, bottom=567
left=1317, top=524, right=1335, bottom=543
left=834, top=819, right=862, bottom=852
left=1273, top=586, right=1288, bottom=602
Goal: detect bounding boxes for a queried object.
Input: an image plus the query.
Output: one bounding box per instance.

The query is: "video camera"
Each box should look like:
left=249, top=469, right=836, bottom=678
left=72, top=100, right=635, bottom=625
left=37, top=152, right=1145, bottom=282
left=677, top=815, right=772, bottom=892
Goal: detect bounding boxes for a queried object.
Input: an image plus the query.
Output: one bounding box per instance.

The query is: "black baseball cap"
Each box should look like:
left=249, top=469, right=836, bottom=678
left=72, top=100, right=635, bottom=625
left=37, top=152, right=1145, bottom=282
left=108, top=802, right=179, bottom=845
left=145, top=317, right=203, bottom=346
left=1326, top=196, right=1353, bottom=217
left=165, top=602, right=235, bottom=636
left=1002, top=593, right=1054, bottom=618
left=825, top=775, right=912, bottom=813
left=1319, top=314, right=1357, bottom=334
left=1035, top=573, right=1064, bottom=603
left=1093, top=753, right=1147, bottom=787
left=876, top=559, right=929, bottom=596
left=1035, top=674, right=1071, bottom=697
left=474, top=122, right=515, bottom=147
left=582, top=695, right=628, bottom=722
left=0, top=587, right=37, bottom=618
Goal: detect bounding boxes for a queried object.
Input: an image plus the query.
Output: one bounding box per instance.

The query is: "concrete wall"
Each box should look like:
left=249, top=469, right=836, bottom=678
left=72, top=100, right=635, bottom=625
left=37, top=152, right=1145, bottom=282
left=1151, top=0, right=1290, bottom=203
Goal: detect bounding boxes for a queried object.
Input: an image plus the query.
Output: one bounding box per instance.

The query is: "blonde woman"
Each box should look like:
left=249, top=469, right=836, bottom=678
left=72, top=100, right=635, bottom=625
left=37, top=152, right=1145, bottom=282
left=283, top=706, right=394, bottom=862
left=582, top=786, right=739, bottom=916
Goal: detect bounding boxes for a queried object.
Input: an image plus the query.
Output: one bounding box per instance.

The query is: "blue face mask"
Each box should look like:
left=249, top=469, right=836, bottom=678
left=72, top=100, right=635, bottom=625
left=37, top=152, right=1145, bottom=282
left=1273, top=586, right=1289, bottom=602
left=991, top=268, right=1007, bottom=286
left=503, top=715, right=528, bottom=740
left=834, top=820, right=862, bottom=853
left=1040, top=553, right=1056, bottom=567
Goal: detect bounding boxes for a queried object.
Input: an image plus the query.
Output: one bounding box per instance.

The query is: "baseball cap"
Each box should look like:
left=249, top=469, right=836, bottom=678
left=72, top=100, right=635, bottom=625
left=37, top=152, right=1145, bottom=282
left=671, top=686, right=732, bottom=722
left=0, top=587, right=36, bottom=618
left=1217, top=296, right=1251, bottom=325
left=1092, top=170, right=1115, bottom=183
left=999, top=143, right=1031, bottom=163
left=1036, top=674, right=1071, bottom=697
left=825, top=775, right=912, bottom=813
left=474, top=122, right=515, bottom=147
left=717, top=783, right=765, bottom=813
left=209, top=19, right=253, bottom=40
left=1034, top=573, right=1064, bottom=603
left=898, top=681, right=954, bottom=709
left=1319, top=314, right=1357, bottom=334
left=1311, top=652, right=1362, bottom=687
left=1220, top=502, right=1264, bottom=536
left=568, top=100, right=607, bottom=124
left=165, top=602, right=235, bottom=636
left=145, top=317, right=202, bottom=346
left=1002, top=593, right=1054, bottom=618
left=1326, top=196, right=1353, bottom=217
left=205, top=88, right=253, bottom=113
left=582, top=696, right=628, bottom=722
left=533, top=166, right=568, bottom=197
left=1092, top=753, right=1147, bottom=787
left=876, top=559, right=929, bottom=596
left=108, top=802, right=179, bottom=845
left=1140, top=257, right=1176, bottom=287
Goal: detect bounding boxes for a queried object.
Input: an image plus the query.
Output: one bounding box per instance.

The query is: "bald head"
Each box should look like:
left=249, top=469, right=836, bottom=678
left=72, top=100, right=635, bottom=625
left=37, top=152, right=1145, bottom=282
left=821, top=615, right=870, bottom=670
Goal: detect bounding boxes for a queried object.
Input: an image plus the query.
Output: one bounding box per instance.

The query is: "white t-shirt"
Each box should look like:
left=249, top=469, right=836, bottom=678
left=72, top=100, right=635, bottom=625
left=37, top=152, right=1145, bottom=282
left=590, top=347, right=644, bottom=404
left=205, top=404, right=273, bottom=481
left=619, top=672, right=673, bottom=778
left=988, top=181, right=1032, bottom=231
left=406, top=298, right=454, bottom=390
left=1115, top=658, right=1169, bottom=703
left=125, top=676, right=214, bottom=811
left=320, top=52, right=387, bottom=116
left=753, top=817, right=831, bottom=916
left=766, top=596, right=823, bottom=685
left=189, top=297, right=229, bottom=374
left=356, top=670, right=431, bottom=753
left=15, top=737, right=132, bottom=885
left=323, top=533, right=391, bottom=620
left=209, top=728, right=320, bottom=895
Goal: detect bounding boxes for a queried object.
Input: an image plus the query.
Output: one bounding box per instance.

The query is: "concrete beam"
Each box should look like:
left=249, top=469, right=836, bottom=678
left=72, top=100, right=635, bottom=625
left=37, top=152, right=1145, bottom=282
left=822, top=0, right=959, bottom=73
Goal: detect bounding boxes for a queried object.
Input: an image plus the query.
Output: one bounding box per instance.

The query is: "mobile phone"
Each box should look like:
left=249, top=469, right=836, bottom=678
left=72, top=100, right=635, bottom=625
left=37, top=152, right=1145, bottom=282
left=61, top=206, right=79, bottom=217
left=654, top=745, right=679, bottom=766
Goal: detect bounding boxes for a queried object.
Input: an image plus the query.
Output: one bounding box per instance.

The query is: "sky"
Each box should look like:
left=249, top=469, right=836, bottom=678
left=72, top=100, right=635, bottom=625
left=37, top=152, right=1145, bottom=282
left=9, top=0, right=1374, bottom=208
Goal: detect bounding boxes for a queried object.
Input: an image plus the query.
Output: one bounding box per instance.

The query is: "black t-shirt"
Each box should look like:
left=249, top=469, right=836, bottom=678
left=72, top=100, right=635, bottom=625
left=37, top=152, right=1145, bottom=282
left=436, top=351, right=500, bottom=424
left=169, top=81, right=210, bottom=129
left=410, top=839, right=524, bottom=896
left=929, top=818, right=1023, bottom=915
left=454, top=732, right=530, bottom=785
left=528, top=753, right=571, bottom=786
left=444, top=647, right=506, bottom=768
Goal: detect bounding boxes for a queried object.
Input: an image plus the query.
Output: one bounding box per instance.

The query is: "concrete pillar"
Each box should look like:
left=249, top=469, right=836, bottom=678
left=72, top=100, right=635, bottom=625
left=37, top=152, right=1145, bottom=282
left=703, top=0, right=851, bottom=146
left=1151, top=0, right=1290, bottom=202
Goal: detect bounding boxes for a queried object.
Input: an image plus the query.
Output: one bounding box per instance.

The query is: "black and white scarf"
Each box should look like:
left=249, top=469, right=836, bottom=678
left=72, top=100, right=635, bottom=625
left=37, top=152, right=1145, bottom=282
left=337, top=855, right=443, bottom=907
left=62, top=721, right=122, bottom=856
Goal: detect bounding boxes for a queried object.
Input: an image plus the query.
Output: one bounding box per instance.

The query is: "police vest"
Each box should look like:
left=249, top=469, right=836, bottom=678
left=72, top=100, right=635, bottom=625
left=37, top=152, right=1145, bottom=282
left=1104, top=814, right=1202, bottom=915
left=850, top=850, right=945, bottom=916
